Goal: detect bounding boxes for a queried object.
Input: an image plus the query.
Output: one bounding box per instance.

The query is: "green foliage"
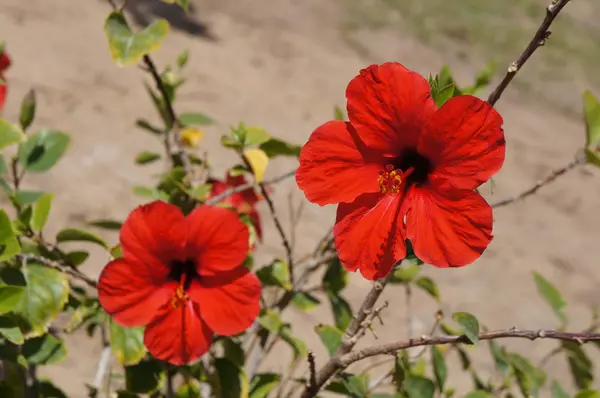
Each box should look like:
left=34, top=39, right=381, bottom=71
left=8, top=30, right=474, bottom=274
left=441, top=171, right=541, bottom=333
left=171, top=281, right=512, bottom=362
left=256, top=259, right=292, bottom=291
left=18, top=129, right=70, bottom=172
left=0, top=120, right=25, bottom=149
left=109, top=320, right=147, bottom=366
left=533, top=271, right=567, bottom=326
left=56, top=227, right=109, bottom=249
left=582, top=91, right=600, bottom=167
left=315, top=324, right=343, bottom=356
left=19, top=90, right=36, bottom=131
left=452, top=312, right=480, bottom=344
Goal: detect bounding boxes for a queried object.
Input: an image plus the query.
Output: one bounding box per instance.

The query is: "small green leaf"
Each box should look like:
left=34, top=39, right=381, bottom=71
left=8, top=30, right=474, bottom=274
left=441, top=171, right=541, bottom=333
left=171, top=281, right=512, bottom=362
left=510, top=353, right=546, bottom=397
left=583, top=90, right=600, bottom=167
left=0, top=285, right=24, bottom=315
left=533, top=271, right=567, bottom=325
left=291, top=291, right=320, bottom=311
left=327, top=291, right=352, bottom=331
left=88, top=219, right=122, bottom=230
left=249, top=373, right=280, bottom=398
left=464, top=391, right=494, bottom=398
left=188, top=183, right=213, bottom=201
left=390, top=264, right=420, bottom=284
left=18, top=129, right=70, bottom=172
left=404, top=375, right=435, bottom=398
left=214, top=358, right=250, bottom=398
left=243, top=126, right=271, bottom=147
left=550, top=380, right=570, bottom=398
left=574, top=391, right=600, bottom=398
left=65, top=251, right=89, bottom=267
left=431, top=346, right=447, bottom=391
left=0, top=210, right=14, bottom=243
left=221, top=337, right=245, bottom=367
left=179, top=112, right=214, bottom=126
left=109, top=320, right=146, bottom=366
left=19, top=90, right=36, bottom=130
left=0, top=120, right=25, bottom=149
left=104, top=11, right=170, bottom=67
left=414, top=277, right=440, bottom=301
left=135, top=119, right=164, bottom=135
left=488, top=340, right=510, bottom=377
left=323, top=258, right=347, bottom=294
left=562, top=340, right=594, bottom=389
left=341, top=374, right=369, bottom=398
left=56, top=228, right=109, bottom=249
left=31, top=193, right=53, bottom=232
left=22, top=333, right=67, bottom=365
left=452, top=312, right=480, bottom=344
left=0, top=155, right=7, bottom=176
left=257, top=310, right=282, bottom=333
left=334, top=105, right=345, bottom=121
left=176, top=49, right=189, bottom=68
left=315, top=324, right=343, bottom=356
left=11, top=190, right=43, bottom=207
left=279, top=325, right=307, bottom=360
left=432, top=83, right=455, bottom=107
left=0, top=315, right=24, bottom=344
left=256, top=260, right=292, bottom=291
left=134, top=151, right=161, bottom=165
left=125, top=358, right=165, bottom=394
left=260, top=138, right=301, bottom=158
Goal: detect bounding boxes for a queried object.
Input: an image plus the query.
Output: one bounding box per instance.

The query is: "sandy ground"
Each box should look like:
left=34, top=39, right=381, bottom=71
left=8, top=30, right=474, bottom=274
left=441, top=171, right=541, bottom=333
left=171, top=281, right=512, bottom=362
left=1, top=0, right=600, bottom=396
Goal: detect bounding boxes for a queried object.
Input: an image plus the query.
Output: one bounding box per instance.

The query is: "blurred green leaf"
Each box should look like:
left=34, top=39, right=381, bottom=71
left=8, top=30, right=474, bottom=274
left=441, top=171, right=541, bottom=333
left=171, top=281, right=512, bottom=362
left=243, top=126, right=271, bottom=147
left=11, top=190, right=43, bottom=206
left=176, top=48, right=189, bottom=68
left=509, top=353, right=546, bottom=397
left=327, top=291, right=352, bottom=330
left=135, top=119, right=163, bottom=135
left=88, top=219, right=122, bottom=230
left=249, top=373, right=280, bottom=398
left=0, top=210, right=19, bottom=261
left=222, top=337, right=245, bottom=367
left=0, top=120, right=25, bottom=149
left=65, top=251, right=89, bottom=267
left=0, top=315, right=24, bottom=344
left=0, top=360, right=25, bottom=397
left=0, top=285, right=24, bottom=315
left=38, top=381, right=68, bottom=398
left=259, top=138, right=301, bottom=158
left=0, top=155, right=7, bottom=175
left=405, top=375, right=435, bottom=398
left=464, top=391, right=495, bottom=398
left=176, top=381, right=201, bottom=398
left=452, top=312, right=479, bottom=344
left=31, top=193, right=53, bottom=232
left=125, top=358, right=165, bottom=394
left=18, top=129, right=70, bottom=172
left=23, top=333, right=67, bottom=365
left=533, top=271, right=567, bottom=325
left=291, top=291, right=320, bottom=311
left=323, top=258, right=347, bottom=294
left=574, top=391, right=600, bottom=398
left=488, top=340, right=510, bottom=377
left=214, top=357, right=250, bottom=398
left=415, top=277, right=440, bottom=302
left=550, top=380, right=570, bottom=398
left=279, top=324, right=307, bottom=359
left=19, top=90, right=36, bottom=131
left=562, top=340, right=594, bottom=389
left=315, top=324, right=343, bottom=356
left=257, top=310, right=282, bottom=333
left=583, top=90, right=600, bottom=167
left=340, top=374, right=369, bottom=398
left=56, top=228, right=109, bottom=249
left=188, top=183, right=212, bottom=201
left=334, top=105, right=345, bottom=121
left=390, top=264, right=420, bottom=284
left=179, top=112, right=214, bottom=126
left=431, top=345, right=447, bottom=391
left=134, top=151, right=161, bottom=165
left=109, top=320, right=146, bottom=366
left=104, top=11, right=169, bottom=67
left=256, top=260, right=292, bottom=291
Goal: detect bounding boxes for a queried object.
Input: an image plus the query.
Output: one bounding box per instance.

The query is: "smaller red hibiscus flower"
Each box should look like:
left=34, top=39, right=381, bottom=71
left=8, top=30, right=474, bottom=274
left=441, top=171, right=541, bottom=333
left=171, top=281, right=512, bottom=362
left=98, top=201, right=261, bottom=365
left=296, top=62, right=505, bottom=280
left=207, top=171, right=263, bottom=241
left=0, top=48, right=11, bottom=112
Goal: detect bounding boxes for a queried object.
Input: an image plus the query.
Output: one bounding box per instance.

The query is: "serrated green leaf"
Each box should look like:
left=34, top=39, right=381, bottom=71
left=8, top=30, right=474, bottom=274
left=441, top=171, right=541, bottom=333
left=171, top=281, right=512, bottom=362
left=0, top=120, right=25, bottom=149
left=452, top=312, right=479, bottom=344
left=315, top=324, right=343, bottom=356
left=414, top=277, right=440, bottom=301
left=56, top=228, right=109, bottom=249
left=31, top=193, right=53, bottom=232
left=431, top=346, right=447, bottom=391
left=249, top=373, right=280, bottom=398
left=109, top=320, right=146, bottom=366
left=291, top=291, right=320, bottom=311
left=125, top=358, right=165, bottom=394
left=533, top=271, right=567, bottom=325
left=259, top=138, right=301, bottom=158
left=327, top=291, right=352, bottom=331
left=583, top=90, right=600, bottom=167
left=18, top=129, right=70, bottom=172
left=405, top=375, right=435, bottom=398
left=179, top=112, right=214, bottom=126
left=0, top=285, right=24, bottom=315
left=134, top=151, right=161, bottom=165
left=104, top=12, right=170, bottom=67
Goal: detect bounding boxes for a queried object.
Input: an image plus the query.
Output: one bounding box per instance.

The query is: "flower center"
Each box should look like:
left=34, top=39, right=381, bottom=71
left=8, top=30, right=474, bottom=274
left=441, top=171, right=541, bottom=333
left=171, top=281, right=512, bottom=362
left=168, top=259, right=197, bottom=308
left=378, top=148, right=432, bottom=194
left=378, top=164, right=405, bottom=195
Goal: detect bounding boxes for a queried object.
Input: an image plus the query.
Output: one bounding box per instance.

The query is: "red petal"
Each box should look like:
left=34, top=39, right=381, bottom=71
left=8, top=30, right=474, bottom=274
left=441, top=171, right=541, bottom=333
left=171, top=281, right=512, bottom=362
left=334, top=193, right=407, bottom=280
left=346, top=62, right=436, bottom=155
left=144, top=301, right=213, bottom=365
left=98, top=258, right=175, bottom=327
left=405, top=187, right=493, bottom=267
left=186, top=205, right=249, bottom=273
left=192, top=266, right=261, bottom=336
left=120, top=201, right=187, bottom=269
left=248, top=208, right=262, bottom=241
left=296, top=120, right=382, bottom=206
left=0, top=84, right=5, bottom=112
left=0, top=52, right=10, bottom=72
left=419, top=95, right=505, bottom=191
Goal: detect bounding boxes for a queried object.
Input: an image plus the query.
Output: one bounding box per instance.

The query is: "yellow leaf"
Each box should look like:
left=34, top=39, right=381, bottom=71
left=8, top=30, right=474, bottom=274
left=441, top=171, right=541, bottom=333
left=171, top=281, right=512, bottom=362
left=244, top=148, right=269, bottom=184
left=180, top=128, right=205, bottom=148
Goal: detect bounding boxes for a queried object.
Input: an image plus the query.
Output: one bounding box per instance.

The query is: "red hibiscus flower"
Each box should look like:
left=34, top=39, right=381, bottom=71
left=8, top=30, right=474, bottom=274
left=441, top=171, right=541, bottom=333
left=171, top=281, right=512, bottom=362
left=98, top=201, right=261, bottom=365
left=296, top=62, right=505, bottom=280
left=207, top=171, right=263, bottom=241
left=0, top=48, right=10, bottom=112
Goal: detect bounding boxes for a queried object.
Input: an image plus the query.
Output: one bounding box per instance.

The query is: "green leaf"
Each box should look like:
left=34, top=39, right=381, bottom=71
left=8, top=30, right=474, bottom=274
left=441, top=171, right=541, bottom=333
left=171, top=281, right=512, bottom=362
left=125, top=358, right=165, bottom=394
left=315, top=324, right=343, bottom=356
left=18, top=129, right=70, bottom=172
left=279, top=325, right=307, bottom=359
left=414, top=277, right=440, bottom=301
left=56, top=228, right=109, bottom=249
left=0, top=360, right=25, bottom=397
left=222, top=337, right=245, bottom=367
left=452, top=312, right=479, bottom=344
left=257, top=310, right=283, bottom=333
left=23, top=333, right=67, bottom=365
left=256, top=260, right=292, bottom=291
left=88, top=219, right=122, bottom=230
left=0, top=155, right=7, bottom=175
left=259, top=138, right=301, bottom=158
left=65, top=251, right=89, bottom=267
left=341, top=374, right=369, bottom=398
left=176, top=48, right=189, bottom=68
left=323, top=258, right=347, bottom=294
left=431, top=346, right=447, bottom=391
left=0, top=285, right=24, bottom=315
left=242, top=127, right=271, bottom=147
left=550, top=380, right=570, bottom=398
left=176, top=381, right=201, bottom=398
left=327, top=291, right=352, bottom=330
left=390, top=264, right=420, bottom=284
left=404, top=375, right=435, bottom=398
left=11, top=190, right=43, bottom=206
left=291, top=291, right=320, bottom=311
left=533, top=271, right=567, bottom=325
left=31, top=193, right=53, bottom=232
left=334, top=105, right=345, bottom=121
left=583, top=91, right=600, bottom=167
left=0, top=238, right=20, bottom=262
left=249, top=373, right=280, bottom=398
left=135, top=119, right=163, bottom=135
left=134, top=151, right=161, bottom=165
left=464, top=392, right=495, bottom=398
left=188, top=183, right=212, bottom=201
left=0, top=120, right=25, bottom=149
left=574, top=391, right=600, bottom=398
left=509, top=353, right=546, bottom=397
left=214, top=358, right=250, bottom=398
left=488, top=340, right=510, bottom=377
left=562, top=340, right=594, bottom=389
left=104, top=11, right=169, bottom=67
left=38, top=381, right=68, bottom=398
left=0, top=210, right=15, bottom=243
left=432, top=83, right=455, bottom=107
left=109, top=320, right=146, bottom=366
left=179, top=112, right=214, bottom=126
left=19, top=90, right=36, bottom=130
left=0, top=315, right=24, bottom=344
left=6, top=264, right=70, bottom=337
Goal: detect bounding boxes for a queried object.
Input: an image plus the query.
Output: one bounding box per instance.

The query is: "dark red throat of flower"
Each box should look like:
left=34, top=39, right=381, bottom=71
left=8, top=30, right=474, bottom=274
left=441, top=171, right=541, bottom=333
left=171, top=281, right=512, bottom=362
left=378, top=148, right=432, bottom=195
left=168, top=259, right=197, bottom=308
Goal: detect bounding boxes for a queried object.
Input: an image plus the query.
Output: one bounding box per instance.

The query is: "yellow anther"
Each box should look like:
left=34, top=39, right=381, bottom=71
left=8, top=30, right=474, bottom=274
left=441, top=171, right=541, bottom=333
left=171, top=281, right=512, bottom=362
left=170, top=284, right=189, bottom=308
left=378, top=164, right=403, bottom=195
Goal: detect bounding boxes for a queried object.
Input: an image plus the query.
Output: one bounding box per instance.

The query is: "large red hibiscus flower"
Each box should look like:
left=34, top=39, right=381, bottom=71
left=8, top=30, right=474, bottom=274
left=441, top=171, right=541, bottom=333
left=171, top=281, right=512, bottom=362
left=0, top=48, right=11, bottom=112
left=296, top=62, right=505, bottom=280
left=207, top=171, right=263, bottom=241
left=98, top=201, right=261, bottom=365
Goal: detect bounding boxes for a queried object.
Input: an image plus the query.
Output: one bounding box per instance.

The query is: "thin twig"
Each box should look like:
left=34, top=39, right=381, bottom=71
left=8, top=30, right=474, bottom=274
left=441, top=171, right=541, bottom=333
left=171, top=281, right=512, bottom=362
left=339, top=328, right=600, bottom=367
left=306, top=351, right=318, bottom=396
left=491, top=156, right=583, bottom=209
left=300, top=275, right=391, bottom=398
left=16, top=253, right=97, bottom=288
left=487, top=0, right=572, bottom=106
